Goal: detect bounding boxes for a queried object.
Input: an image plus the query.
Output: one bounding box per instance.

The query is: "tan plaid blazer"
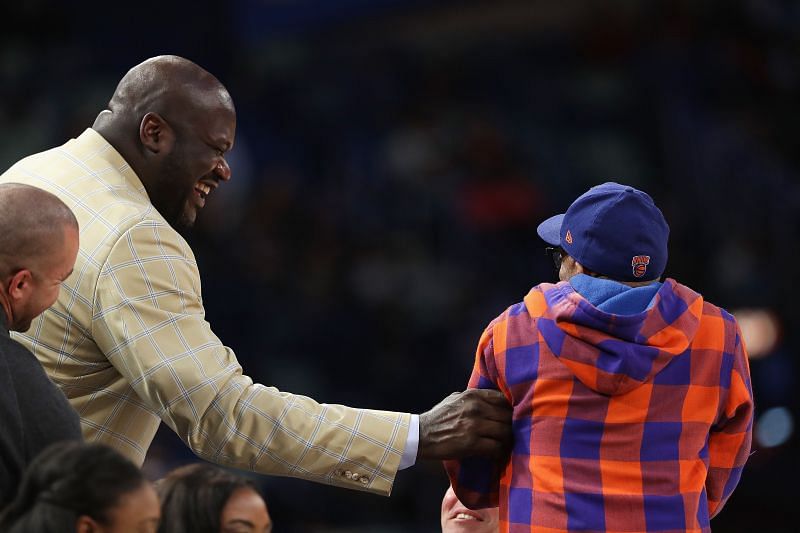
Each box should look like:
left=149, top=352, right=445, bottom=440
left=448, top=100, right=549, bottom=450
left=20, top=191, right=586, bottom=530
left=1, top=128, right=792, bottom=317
left=0, top=129, right=410, bottom=495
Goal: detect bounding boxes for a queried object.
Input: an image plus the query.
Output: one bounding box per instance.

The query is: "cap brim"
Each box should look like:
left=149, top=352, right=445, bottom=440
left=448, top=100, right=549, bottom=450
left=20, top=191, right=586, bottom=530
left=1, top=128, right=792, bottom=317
left=536, top=213, right=564, bottom=246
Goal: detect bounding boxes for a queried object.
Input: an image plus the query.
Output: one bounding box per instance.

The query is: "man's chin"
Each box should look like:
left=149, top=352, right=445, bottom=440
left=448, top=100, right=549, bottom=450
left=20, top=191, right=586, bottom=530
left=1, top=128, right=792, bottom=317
left=172, top=208, right=198, bottom=232
left=12, top=318, right=33, bottom=333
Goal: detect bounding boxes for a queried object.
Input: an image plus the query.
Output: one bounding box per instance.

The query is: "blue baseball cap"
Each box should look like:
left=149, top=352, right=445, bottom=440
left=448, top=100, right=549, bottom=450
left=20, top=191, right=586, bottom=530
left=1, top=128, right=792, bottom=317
left=537, top=182, right=669, bottom=281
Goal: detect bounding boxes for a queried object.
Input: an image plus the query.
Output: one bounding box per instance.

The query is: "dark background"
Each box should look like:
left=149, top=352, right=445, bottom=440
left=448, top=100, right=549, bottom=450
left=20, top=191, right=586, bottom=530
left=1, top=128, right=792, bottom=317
left=2, top=0, right=798, bottom=531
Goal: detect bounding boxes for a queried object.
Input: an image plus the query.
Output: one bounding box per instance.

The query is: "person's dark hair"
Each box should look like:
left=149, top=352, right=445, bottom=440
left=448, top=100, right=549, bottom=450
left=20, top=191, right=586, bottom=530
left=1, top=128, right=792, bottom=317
left=0, top=442, right=145, bottom=533
left=156, top=463, right=258, bottom=533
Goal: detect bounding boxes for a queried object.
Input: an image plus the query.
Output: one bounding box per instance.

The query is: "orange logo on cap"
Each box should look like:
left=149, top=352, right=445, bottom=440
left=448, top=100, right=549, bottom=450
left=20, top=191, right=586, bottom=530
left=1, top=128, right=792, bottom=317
left=565, top=230, right=573, bottom=244
left=631, top=255, right=650, bottom=278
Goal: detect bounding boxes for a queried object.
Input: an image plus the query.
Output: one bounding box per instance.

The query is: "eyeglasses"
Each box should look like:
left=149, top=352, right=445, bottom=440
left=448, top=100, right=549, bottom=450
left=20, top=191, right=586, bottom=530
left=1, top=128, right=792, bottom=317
left=545, top=246, right=565, bottom=270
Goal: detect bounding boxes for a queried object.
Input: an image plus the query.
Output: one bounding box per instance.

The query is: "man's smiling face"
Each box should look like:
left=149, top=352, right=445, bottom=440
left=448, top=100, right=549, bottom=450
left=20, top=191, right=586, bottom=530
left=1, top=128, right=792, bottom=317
left=150, top=98, right=235, bottom=230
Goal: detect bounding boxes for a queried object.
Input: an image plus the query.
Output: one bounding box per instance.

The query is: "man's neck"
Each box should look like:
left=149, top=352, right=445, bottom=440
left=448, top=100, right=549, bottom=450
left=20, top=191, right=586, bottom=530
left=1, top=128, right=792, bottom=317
left=0, top=295, right=11, bottom=335
left=578, top=270, right=660, bottom=288
left=92, top=113, right=144, bottom=184
left=596, top=276, right=660, bottom=288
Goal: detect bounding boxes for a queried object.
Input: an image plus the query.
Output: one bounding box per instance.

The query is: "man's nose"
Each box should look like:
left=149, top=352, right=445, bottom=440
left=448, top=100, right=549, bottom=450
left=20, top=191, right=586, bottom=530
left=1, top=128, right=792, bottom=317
left=216, top=158, right=232, bottom=181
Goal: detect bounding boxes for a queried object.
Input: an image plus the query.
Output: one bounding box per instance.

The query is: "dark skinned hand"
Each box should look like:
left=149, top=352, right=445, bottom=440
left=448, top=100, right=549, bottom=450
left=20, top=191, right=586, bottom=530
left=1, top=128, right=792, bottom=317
left=417, top=389, right=512, bottom=460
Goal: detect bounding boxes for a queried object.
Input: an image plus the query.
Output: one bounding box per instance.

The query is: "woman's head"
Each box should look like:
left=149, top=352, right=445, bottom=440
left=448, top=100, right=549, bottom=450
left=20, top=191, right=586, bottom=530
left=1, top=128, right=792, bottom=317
left=157, top=463, right=271, bottom=533
left=0, top=441, right=160, bottom=533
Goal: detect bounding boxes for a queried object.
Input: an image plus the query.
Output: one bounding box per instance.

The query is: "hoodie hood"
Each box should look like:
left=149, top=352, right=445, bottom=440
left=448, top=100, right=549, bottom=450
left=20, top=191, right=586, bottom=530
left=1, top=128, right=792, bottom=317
left=525, top=278, right=704, bottom=395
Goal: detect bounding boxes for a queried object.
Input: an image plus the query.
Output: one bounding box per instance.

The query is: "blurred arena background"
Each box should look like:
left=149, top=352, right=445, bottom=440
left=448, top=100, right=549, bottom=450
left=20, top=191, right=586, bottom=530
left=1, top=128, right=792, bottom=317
left=2, top=0, right=798, bottom=531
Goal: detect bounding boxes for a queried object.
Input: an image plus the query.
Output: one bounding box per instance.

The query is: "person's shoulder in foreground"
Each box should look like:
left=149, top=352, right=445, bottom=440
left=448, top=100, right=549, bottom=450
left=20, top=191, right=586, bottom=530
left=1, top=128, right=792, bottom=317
left=0, top=183, right=83, bottom=507
left=0, top=55, right=512, bottom=497
left=445, top=182, right=754, bottom=532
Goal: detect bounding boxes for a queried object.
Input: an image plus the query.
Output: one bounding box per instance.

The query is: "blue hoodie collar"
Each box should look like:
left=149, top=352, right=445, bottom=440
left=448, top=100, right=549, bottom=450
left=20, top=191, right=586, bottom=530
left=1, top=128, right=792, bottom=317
left=569, top=274, right=662, bottom=315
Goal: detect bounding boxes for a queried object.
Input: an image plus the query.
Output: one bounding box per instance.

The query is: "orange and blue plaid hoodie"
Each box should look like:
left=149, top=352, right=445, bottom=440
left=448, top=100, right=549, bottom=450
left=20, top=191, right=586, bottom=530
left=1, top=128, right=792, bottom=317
left=445, top=275, right=753, bottom=532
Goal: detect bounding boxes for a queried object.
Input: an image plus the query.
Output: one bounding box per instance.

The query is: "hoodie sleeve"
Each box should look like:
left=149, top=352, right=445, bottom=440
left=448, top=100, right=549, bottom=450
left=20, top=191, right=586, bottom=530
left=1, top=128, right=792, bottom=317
left=706, top=322, right=754, bottom=518
left=443, top=323, right=506, bottom=509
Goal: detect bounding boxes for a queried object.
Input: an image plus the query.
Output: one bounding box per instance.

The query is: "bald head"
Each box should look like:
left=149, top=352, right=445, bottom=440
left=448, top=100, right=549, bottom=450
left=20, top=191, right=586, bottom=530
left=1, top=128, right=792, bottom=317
left=0, top=184, right=78, bottom=277
left=92, top=56, right=237, bottom=230
left=0, top=184, right=79, bottom=331
left=107, top=55, right=233, bottom=124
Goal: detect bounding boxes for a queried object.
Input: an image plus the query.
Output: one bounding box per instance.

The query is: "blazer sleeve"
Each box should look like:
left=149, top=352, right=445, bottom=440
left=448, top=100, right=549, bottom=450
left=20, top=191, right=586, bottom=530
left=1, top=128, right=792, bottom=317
left=90, top=220, right=410, bottom=495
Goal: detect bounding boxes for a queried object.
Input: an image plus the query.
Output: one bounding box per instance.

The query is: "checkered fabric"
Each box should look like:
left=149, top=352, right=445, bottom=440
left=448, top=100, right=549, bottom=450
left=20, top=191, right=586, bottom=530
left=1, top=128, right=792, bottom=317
left=0, top=129, right=410, bottom=495
left=445, top=279, right=753, bottom=532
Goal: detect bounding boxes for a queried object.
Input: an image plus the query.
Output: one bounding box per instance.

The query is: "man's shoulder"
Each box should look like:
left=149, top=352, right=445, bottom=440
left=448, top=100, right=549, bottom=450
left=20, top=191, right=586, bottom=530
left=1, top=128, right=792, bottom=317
left=699, top=298, right=734, bottom=322
left=0, top=331, right=30, bottom=355
left=107, top=219, right=194, bottom=265
left=1, top=134, right=186, bottom=261
left=484, top=290, right=545, bottom=335
left=1, top=130, right=157, bottom=228
left=0, top=334, right=83, bottom=450
left=666, top=278, right=736, bottom=322
left=0, top=334, right=51, bottom=382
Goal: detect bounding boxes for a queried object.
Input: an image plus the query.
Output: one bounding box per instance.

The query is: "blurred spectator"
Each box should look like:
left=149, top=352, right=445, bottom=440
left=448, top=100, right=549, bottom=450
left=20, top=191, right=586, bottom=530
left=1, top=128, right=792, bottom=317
left=0, top=442, right=160, bottom=533
left=441, top=485, right=498, bottom=532
left=157, top=463, right=271, bottom=533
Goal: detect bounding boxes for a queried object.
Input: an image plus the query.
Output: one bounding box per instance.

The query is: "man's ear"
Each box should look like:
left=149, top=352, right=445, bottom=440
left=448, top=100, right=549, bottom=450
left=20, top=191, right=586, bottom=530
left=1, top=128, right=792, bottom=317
left=7, top=269, right=33, bottom=302
left=572, top=261, right=603, bottom=278
left=139, top=112, right=175, bottom=154
left=562, top=255, right=585, bottom=274
left=75, top=515, right=101, bottom=533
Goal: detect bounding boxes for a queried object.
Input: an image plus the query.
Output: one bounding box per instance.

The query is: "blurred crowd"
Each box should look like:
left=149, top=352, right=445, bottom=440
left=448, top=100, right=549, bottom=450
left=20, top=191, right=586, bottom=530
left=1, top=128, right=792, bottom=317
left=2, top=0, right=798, bottom=530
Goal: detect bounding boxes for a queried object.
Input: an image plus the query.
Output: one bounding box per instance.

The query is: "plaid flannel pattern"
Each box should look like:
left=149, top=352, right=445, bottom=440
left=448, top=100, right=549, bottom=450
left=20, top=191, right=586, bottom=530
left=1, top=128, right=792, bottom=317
left=0, top=129, right=410, bottom=495
left=446, top=280, right=753, bottom=532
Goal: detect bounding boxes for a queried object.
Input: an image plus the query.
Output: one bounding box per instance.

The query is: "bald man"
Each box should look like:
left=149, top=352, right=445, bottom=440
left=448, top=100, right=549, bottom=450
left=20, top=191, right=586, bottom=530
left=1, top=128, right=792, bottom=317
left=0, top=56, right=511, bottom=496
left=0, top=183, right=82, bottom=506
